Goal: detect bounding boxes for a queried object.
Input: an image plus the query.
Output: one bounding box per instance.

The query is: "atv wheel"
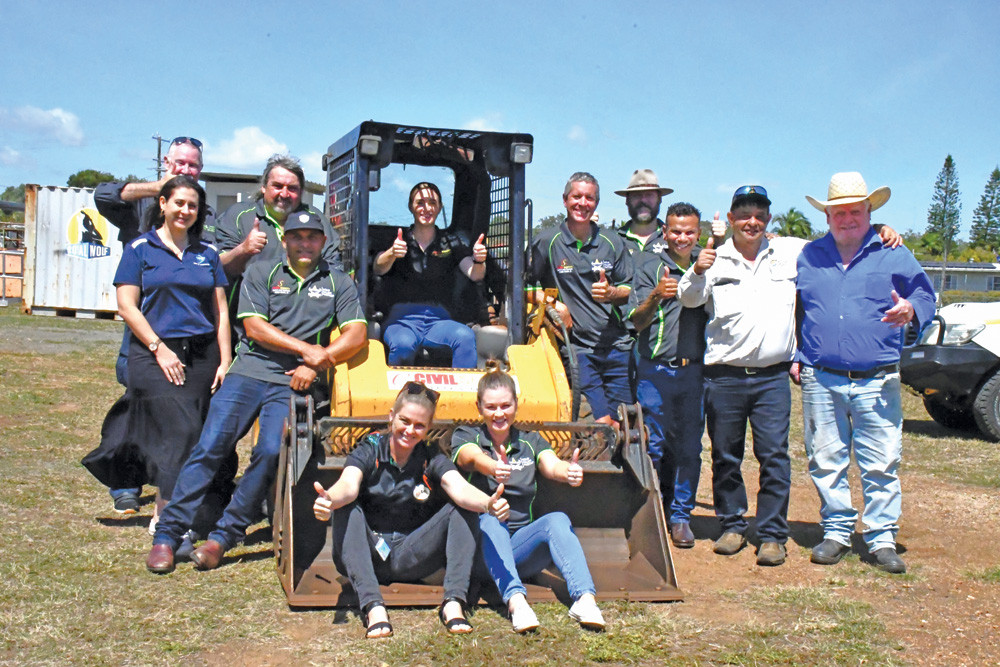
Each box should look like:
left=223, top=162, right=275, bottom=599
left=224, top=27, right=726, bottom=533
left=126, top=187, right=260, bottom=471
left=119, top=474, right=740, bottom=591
left=972, top=370, right=1000, bottom=442
left=922, top=393, right=977, bottom=432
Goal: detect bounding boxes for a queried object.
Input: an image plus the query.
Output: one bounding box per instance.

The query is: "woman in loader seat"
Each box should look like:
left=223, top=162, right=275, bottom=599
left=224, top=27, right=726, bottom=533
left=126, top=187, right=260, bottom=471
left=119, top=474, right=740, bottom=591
left=312, top=382, right=509, bottom=639
left=450, top=368, right=606, bottom=633
left=372, top=182, right=488, bottom=368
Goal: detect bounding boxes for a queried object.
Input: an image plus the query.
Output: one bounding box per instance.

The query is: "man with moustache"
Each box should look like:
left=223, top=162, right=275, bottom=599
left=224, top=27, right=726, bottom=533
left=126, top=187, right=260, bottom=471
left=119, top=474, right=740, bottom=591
left=529, top=172, right=633, bottom=428
left=146, top=211, right=367, bottom=574
left=614, top=169, right=674, bottom=259
left=628, top=203, right=709, bottom=548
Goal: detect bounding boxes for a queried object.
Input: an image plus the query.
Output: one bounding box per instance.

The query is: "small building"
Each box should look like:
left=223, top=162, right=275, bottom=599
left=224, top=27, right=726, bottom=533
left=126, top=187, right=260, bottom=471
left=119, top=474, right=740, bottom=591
left=919, top=261, right=1000, bottom=293
left=200, top=172, right=324, bottom=215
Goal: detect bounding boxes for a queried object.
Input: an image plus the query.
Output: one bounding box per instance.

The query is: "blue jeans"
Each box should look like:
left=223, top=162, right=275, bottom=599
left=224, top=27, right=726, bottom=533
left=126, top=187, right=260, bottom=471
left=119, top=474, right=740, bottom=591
left=636, top=357, right=704, bottom=524
left=478, top=512, right=596, bottom=603
left=153, top=374, right=291, bottom=550
left=800, top=366, right=903, bottom=551
left=703, top=366, right=791, bottom=543
left=383, top=303, right=477, bottom=368
left=576, top=346, right=634, bottom=421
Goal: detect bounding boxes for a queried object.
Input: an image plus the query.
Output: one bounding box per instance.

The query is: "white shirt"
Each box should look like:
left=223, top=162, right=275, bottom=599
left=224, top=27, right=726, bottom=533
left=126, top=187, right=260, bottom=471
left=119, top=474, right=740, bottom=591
left=677, top=236, right=807, bottom=367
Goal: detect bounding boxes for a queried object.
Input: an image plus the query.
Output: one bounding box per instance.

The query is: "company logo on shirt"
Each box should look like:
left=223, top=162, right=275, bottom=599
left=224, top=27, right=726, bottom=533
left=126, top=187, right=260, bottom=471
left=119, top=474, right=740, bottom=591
left=431, top=248, right=451, bottom=257
left=271, top=280, right=292, bottom=295
left=555, top=259, right=575, bottom=274
left=193, top=254, right=210, bottom=267
left=649, top=242, right=668, bottom=255
left=507, top=455, right=534, bottom=471
left=591, top=259, right=612, bottom=275
left=307, top=284, right=334, bottom=299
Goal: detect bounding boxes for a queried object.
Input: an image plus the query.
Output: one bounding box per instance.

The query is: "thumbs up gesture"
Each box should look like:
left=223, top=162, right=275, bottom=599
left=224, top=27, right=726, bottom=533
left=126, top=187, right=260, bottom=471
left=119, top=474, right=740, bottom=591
left=591, top=267, right=612, bottom=302
left=390, top=227, right=408, bottom=258
left=487, top=483, right=510, bottom=522
left=244, top=218, right=268, bottom=255
left=312, top=481, right=334, bottom=522
left=694, top=236, right=717, bottom=275
left=710, top=211, right=726, bottom=242
left=566, top=448, right=584, bottom=487
left=653, top=275, right=679, bottom=301
left=472, top=233, right=488, bottom=263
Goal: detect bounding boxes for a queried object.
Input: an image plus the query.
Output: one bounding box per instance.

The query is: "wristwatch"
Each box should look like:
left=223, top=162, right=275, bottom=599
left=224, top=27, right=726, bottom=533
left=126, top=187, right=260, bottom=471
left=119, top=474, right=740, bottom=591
left=148, top=338, right=161, bottom=352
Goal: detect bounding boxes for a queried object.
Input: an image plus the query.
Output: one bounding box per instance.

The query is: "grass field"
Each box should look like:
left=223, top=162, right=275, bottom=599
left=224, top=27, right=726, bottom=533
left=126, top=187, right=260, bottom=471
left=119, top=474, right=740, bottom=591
left=0, top=307, right=997, bottom=666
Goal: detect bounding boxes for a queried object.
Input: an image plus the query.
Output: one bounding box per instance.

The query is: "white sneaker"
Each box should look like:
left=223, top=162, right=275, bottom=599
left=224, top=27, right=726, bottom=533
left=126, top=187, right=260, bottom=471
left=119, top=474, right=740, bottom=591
left=509, top=601, right=539, bottom=633
left=568, top=598, right=605, bottom=630
left=147, top=513, right=158, bottom=537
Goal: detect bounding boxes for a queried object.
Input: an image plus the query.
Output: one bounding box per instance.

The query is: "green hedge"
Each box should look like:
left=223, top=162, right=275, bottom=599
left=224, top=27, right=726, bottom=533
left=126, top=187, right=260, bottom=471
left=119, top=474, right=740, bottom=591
left=940, top=291, right=1000, bottom=305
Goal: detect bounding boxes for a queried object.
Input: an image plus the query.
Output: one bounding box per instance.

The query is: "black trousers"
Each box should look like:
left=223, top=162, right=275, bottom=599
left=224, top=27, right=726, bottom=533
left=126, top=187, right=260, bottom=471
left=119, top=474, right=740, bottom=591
left=332, top=501, right=479, bottom=613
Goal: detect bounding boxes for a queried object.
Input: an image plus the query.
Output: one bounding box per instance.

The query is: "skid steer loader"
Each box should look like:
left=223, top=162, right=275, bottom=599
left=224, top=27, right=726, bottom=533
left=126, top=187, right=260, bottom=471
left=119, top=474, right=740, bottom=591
left=272, top=121, right=682, bottom=607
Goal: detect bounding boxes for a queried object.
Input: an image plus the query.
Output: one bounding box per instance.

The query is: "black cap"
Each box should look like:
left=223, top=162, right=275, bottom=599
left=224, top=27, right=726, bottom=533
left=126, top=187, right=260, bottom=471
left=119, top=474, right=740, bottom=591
left=283, top=210, right=325, bottom=234
left=730, top=184, right=771, bottom=210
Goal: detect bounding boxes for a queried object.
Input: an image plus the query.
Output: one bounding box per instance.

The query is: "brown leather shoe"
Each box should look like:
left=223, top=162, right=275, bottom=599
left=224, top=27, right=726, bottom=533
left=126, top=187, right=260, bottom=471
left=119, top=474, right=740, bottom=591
left=191, top=539, right=226, bottom=570
left=669, top=522, right=695, bottom=548
left=146, top=544, right=175, bottom=574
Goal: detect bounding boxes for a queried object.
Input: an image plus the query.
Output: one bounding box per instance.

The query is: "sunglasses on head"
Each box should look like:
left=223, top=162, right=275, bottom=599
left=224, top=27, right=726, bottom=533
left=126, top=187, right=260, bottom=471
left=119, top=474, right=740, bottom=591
left=403, top=381, right=440, bottom=403
left=171, top=136, right=203, bottom=150
left=732, top=185, right=768, bottom=199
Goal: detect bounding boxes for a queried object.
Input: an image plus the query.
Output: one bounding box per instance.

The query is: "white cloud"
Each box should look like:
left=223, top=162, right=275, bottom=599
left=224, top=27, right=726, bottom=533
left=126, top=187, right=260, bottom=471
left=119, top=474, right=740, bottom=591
left=567, top=125, right=587, bottom=145
left=0, top=146, right=23, bottom=166
left=0, top=106, right=83, bottom=146
left=207, top=127, right=287, bottom=169
left=463, top=114, right=503, bottom=132
left=300, top=151, right=325, bottom=184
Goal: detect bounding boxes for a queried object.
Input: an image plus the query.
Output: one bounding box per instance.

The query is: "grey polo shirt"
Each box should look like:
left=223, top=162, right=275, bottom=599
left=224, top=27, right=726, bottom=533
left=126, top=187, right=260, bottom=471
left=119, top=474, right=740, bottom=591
left=529, top=221, right=633, bottom=353
left=231, top=259, right=366, bottom=384
left=214, top=200, right=342, bottom=272
left=627, top=249, right=707, bottom=363
left=617, top=219, right=671, bottom=261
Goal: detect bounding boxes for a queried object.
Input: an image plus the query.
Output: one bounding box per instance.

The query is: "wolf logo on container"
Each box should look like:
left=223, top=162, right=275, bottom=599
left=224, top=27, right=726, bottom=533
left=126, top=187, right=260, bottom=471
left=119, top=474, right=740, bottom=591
left=67, top=208, right=112, bottom=259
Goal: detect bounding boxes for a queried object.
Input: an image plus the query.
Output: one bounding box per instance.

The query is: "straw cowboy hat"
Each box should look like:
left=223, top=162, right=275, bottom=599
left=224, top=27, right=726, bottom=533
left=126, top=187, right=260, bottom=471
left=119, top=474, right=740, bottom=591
left=805, top=172, right=891, bottom=213
left=614, top=169, right=674, bottom=197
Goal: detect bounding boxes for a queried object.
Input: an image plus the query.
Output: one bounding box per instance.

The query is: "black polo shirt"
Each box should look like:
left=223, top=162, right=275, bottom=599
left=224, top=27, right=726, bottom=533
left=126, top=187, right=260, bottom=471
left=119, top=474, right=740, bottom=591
left=627, top=249, right=707, bottom=363
left=618, top=219, right=671, bottom=260
left=529, top=221, right=633, bottom=352
left=214, top=200, right=342, bottom=271
left=232, top=258, right=366, bottom=384
left=346, top=432, right=456, bottom=534
left=449, top=424, right=551, bottom=532
left=379, top=227, right=472, bottom=318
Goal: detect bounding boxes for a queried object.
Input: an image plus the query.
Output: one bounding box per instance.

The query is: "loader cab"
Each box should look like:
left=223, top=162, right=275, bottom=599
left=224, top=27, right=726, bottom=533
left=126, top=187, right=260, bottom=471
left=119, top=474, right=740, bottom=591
left=322, top=122, right=533, bottom=366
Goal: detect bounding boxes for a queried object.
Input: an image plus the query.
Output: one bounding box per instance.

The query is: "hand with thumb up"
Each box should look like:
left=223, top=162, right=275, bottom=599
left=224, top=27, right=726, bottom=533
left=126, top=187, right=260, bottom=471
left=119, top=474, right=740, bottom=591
left=694, top=236, right=717, bottom=275
left=566, top=448, right=584, bottom=487
left=591, top=267, right=612, bottom=302
left=472, top=233, right=488, bottom=264
left=244, top=218, right=268, bottom=255
left=487, top=483, right=510, bottom=522
left=313, top=481, right=334, bottom=522
left=390, top=227, right=408, bottom=258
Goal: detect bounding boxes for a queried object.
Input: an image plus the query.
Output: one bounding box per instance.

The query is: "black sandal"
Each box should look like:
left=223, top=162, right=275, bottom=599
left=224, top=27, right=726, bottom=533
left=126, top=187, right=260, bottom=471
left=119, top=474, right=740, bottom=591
left=362, top=606, right=393, bottom=639
left=438, top=598, right=473, bottom=635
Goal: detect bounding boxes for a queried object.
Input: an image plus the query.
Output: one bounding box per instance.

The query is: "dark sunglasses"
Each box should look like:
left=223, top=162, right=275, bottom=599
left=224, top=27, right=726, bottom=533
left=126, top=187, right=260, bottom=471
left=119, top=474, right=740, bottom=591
left=171, top=136, right=203, bottom=149
left=732, top=185, right=767, bottom=200
left=402, top=381, right=440, bottom=403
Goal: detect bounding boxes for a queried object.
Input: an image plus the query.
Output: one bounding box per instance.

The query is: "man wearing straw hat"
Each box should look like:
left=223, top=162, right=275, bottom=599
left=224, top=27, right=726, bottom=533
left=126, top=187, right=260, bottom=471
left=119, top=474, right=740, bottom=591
left=614, top=169, right=674, bottom=259
left=796, top=172, right=935, bottom=574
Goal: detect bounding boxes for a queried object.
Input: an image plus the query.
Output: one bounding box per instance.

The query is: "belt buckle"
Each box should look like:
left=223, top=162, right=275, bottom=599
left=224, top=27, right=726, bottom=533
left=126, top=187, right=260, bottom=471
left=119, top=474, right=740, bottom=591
left=743, top=366, right=758, bottom=375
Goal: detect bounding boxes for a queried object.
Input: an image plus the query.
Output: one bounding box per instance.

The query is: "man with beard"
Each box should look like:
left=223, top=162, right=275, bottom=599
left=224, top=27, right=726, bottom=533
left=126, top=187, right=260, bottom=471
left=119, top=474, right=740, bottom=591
left=614, top=169, right=674, bottom=260
left=628, top=203, right=708, bottom=548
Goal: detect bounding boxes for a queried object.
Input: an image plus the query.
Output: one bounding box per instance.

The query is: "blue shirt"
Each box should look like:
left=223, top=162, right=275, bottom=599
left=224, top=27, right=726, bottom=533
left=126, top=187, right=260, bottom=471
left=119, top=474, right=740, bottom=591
left=114, top=230, right=228, bottom=339
left=796, top=228, right=936, bottom=370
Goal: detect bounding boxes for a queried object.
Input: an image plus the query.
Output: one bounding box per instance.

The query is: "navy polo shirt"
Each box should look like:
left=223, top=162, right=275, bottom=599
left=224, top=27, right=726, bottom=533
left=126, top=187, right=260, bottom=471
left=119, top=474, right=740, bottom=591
left=618, top=220, right=671, bottom=260
left=114, top=230, right=227, bottom=339
left=627, top=249, right=707, bottom=363
left=346, top=432, right=456, bottom=534
left=232, top=258, right=366, bottom=384
left=379, top=227, right=472, bottom=317
left=214, top=200, right=342, bottom=271
left=529, top=221, right=634, bottom=352
left=449, top=424, right=551, bottom=532
left=797, top=229, right=936, bottom=370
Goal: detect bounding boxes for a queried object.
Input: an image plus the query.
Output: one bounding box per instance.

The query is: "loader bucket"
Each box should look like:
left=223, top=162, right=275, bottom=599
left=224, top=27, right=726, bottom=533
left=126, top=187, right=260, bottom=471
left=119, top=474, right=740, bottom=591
left=273, top=397, right=682, bottom=607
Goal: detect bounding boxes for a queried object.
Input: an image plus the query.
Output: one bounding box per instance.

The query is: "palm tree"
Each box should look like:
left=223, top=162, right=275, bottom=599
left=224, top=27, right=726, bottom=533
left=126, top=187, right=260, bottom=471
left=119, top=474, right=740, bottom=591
left=772, top=207, right=813, bottom=239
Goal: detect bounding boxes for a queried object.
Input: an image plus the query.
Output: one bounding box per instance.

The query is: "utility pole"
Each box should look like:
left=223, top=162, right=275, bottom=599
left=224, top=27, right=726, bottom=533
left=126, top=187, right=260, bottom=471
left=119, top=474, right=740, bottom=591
left=152, top=134, right=168, bottom=178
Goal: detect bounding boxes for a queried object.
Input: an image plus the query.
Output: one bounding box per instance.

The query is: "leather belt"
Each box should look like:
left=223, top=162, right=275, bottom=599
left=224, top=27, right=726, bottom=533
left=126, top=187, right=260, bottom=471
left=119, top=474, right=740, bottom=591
left=704, top=362, right=792, bottom=378
left=813, top=363, right=899, bottom=380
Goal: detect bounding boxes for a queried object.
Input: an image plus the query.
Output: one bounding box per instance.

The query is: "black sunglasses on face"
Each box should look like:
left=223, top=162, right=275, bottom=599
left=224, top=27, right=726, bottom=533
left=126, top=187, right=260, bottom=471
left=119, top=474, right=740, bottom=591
left=171, top=136, right=203, bottom=150
left=403, top=381, right=440, bottom=403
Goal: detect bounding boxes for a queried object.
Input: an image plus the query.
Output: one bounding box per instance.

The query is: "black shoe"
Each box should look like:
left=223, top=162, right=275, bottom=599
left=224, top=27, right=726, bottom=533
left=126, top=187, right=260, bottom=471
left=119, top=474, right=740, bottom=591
left=113, top=494, right=140, bottom=515
left=811, top=539, right=851, bottom=565
left=872, top=547, right=906, bottom=574
left=175, top=531, right=198, bottom=560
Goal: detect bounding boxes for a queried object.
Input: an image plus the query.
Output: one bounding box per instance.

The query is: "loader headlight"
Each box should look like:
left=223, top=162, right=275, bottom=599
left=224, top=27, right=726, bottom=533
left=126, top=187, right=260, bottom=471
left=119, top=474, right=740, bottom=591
left=940, top=323, right=984, bottom=345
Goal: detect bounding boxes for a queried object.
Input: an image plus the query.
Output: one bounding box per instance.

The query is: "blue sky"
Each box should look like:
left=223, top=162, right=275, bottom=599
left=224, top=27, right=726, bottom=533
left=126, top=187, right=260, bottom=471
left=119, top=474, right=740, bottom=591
left=2, top=1, right=998, bottom=236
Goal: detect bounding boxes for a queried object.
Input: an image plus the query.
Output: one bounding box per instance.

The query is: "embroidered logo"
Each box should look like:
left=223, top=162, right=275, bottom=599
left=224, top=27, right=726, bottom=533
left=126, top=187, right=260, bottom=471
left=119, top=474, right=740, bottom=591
left=650, top=242, right=668, bottom=255
left=508, top=455, right=534, bottom=471
left=307, top=284, right=334, bottom=299
left=591, top=259, right=613, bottom=275
left=555, top=259, right=575, bottom=274
left=271, top=280, right=292, bottom=295
left=193, top=254, right=210, bottom=267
